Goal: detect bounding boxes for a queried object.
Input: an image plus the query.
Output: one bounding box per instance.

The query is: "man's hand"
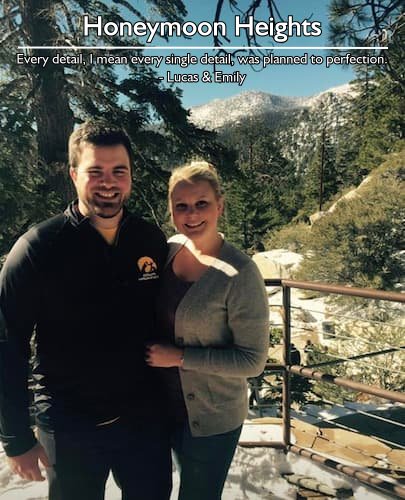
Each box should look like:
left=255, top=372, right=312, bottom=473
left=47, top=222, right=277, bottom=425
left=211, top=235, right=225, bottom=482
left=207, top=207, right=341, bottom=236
left=7, top=442, right=50, bottom=481
left=146, top=343, right=184, bottom=368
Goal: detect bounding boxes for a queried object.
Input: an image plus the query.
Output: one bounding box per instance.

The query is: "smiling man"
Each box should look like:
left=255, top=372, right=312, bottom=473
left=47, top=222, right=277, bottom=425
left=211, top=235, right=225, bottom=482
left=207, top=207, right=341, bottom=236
left=0, top=121, right=170, bottom=500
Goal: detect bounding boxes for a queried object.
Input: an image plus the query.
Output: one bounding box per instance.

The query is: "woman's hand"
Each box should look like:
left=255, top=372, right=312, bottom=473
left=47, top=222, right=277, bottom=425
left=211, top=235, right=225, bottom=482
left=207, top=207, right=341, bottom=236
left=145, top=343, right=184, bottom=368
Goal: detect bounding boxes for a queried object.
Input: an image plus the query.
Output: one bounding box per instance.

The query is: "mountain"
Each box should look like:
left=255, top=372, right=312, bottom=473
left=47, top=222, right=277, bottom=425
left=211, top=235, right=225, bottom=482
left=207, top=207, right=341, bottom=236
left=189, top=83, right=357, bottom=131
left=189, top=83, right=358, bottom=175
left=189, top=91, right=304, bottom=130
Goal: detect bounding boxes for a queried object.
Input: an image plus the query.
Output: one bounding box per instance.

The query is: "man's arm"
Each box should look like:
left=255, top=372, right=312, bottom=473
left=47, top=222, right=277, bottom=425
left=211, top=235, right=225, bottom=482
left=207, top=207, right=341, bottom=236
left=0, top=236, right=42, bottom=464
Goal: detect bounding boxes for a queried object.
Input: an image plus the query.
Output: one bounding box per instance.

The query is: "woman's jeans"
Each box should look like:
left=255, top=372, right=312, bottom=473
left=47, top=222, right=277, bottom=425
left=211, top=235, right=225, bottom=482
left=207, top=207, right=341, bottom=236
left=172, top=422, right=242, bottom=500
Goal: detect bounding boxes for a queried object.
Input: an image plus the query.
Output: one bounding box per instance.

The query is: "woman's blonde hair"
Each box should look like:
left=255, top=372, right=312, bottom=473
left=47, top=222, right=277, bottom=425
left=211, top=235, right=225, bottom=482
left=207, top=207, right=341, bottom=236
left=168, top=161, right=223, bottom=211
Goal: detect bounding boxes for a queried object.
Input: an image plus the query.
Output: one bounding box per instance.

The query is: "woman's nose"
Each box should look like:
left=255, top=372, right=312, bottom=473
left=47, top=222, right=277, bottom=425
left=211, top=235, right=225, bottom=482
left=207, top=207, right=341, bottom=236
left=186, top=205, right=197, bottom=214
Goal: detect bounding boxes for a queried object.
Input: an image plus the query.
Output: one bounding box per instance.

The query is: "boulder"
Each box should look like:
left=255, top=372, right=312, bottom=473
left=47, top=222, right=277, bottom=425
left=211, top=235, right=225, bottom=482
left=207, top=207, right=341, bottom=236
left=253, top=249, right=303, bottom=279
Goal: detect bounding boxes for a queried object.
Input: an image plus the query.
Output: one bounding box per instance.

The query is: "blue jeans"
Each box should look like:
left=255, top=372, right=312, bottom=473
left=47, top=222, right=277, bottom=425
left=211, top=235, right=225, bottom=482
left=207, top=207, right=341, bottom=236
left=172, top=422, right=242, bottom=500
left=37, top=417, right=172, bottom=500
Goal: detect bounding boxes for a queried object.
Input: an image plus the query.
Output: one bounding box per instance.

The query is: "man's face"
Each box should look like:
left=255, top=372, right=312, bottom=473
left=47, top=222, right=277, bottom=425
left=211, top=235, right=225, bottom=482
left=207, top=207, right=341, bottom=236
left=70, top=143, right=132, bottom=219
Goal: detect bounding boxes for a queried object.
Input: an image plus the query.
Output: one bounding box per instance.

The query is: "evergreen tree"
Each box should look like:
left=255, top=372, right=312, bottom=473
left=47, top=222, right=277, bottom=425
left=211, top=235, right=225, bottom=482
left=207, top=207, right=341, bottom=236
left=351, top=74, right=404, bottom=174
left=0, top=0, right=229, bottom=254
left=327, top=1, right=404, bottom=188
left=329, top=0, right=404, bottom=91
left=220, top=119, right=297, bottom=250
left=332, top=112, right=360, bottom=187
left=0, top=86, right=41, bottom=252
left=294, top=69, right=403, bottom=219
left=302, top=128, right=338, bottom=213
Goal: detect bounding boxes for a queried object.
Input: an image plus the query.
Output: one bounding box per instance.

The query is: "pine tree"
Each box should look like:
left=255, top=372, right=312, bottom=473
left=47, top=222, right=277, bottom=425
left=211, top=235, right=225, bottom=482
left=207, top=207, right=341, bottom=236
left=302, top=128, right=338, bottom=213
left=0, top=1, right=229, bottom=253
left=220, top=119, right=297, bottom=250
left=329, top=0, right=404, bottom=91
left=354, top=75, right=404, bottom=172
left=327, top=1, right=404, bottom=187
left=0, top=86, right=40, bottom=252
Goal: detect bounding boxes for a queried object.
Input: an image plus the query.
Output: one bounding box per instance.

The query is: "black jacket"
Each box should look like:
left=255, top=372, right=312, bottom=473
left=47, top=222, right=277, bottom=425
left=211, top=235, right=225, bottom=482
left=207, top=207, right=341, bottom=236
left=0, top=203, right=168, bottom=456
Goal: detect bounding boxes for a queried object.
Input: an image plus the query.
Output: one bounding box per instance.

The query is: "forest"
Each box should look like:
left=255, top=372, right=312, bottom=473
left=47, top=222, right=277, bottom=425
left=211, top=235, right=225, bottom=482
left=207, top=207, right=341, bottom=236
left=1, top=0, right=404, bottom=292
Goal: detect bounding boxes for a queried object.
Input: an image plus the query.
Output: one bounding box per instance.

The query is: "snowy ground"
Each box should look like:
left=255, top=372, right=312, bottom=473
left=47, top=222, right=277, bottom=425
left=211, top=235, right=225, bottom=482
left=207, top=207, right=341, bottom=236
left=0, top=420, right=395, bottom=499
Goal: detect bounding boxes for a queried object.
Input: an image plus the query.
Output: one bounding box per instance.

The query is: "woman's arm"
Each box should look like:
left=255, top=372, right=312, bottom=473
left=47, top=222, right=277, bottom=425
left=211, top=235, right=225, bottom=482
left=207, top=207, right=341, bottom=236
left=147, top=261, right=269, bottom=377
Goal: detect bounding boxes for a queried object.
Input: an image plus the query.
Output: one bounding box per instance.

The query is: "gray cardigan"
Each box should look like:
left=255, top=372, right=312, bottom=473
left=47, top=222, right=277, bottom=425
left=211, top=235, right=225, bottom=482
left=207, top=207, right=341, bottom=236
left=166, top=235, right=269, bottom=437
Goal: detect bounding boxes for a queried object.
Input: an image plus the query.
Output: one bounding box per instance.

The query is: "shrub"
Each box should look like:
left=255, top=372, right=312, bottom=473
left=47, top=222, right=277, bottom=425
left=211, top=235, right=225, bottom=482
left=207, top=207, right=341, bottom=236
left=296, top=151, right=405, bottom=290
left=265, top=222, right=311, bottom=253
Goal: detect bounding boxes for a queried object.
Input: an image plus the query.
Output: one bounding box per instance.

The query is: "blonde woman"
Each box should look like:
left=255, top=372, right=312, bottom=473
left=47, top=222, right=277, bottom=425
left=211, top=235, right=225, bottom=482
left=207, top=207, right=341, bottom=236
left=146, top=161, right=269, bottom=499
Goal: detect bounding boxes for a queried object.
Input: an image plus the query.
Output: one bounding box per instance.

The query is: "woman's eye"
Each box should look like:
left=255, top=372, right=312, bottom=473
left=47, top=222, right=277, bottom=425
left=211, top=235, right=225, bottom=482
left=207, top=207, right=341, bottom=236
left=175, top=204, right=188, bottom=211
left=196, top=200, right=208, bottom=208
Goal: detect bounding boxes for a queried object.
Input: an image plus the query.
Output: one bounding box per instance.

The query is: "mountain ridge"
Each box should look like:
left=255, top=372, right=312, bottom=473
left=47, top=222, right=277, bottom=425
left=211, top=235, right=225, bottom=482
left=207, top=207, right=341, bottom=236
left=189, top=83, right=356, bottom=130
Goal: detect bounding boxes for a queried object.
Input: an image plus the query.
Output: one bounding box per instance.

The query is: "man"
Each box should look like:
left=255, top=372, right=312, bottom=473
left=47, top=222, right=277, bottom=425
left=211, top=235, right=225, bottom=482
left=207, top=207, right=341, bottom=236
left=0, top=121, right=170, bottom=499
left=290, top=343, right=301, bottom=366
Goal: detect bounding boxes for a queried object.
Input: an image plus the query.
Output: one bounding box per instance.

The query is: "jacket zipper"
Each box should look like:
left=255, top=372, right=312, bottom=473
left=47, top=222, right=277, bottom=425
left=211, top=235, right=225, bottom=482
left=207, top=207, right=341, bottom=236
left=113, top=215, right=130, bottom=247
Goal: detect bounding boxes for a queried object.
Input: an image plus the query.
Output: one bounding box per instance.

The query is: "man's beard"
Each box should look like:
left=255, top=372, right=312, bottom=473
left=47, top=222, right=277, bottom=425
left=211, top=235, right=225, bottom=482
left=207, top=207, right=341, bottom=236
left=90, top=195, right=127, bottom=218
left=95, top=201, right=122, bottom=218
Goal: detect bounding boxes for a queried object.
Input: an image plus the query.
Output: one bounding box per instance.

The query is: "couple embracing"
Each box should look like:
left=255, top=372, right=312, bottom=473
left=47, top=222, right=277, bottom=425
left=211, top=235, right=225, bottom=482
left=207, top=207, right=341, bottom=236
left=0, top=120, right=269, bottom=500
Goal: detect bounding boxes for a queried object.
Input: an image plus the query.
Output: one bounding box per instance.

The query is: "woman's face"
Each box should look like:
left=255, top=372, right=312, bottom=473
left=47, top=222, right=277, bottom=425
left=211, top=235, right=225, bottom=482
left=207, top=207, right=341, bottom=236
left=170, top=180, right=223, bottom=242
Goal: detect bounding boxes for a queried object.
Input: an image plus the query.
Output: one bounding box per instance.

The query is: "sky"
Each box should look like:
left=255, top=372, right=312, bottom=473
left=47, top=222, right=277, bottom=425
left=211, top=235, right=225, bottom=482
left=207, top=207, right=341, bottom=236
left=144, top=1, right=357, bottom=108
left=15, top=1, right=366, bottom=109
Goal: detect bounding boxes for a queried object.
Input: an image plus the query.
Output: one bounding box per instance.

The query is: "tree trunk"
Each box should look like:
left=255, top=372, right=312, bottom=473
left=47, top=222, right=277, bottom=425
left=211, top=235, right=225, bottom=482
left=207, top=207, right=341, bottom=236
left=22, top=0, right=75, bottom=204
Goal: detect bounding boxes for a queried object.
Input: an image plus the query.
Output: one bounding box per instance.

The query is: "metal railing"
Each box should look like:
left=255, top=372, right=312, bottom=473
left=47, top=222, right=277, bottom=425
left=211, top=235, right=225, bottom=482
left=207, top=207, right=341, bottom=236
left=242, top=279, right=405, bottom=498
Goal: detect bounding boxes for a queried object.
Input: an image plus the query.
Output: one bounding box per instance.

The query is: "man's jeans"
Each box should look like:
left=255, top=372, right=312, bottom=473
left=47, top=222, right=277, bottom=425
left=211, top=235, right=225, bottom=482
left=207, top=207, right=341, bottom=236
left=37, top=417, right=172, bottom=500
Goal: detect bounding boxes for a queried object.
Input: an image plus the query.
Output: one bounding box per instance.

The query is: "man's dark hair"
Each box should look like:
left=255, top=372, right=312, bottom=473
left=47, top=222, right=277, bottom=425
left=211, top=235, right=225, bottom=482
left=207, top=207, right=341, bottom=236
left=69, top=120, right=133, bottom=169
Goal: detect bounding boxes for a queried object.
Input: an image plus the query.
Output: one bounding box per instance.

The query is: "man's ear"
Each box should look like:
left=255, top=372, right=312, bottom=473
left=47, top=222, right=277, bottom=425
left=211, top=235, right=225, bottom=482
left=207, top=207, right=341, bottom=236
left=218, top=197, right=224, bottom=217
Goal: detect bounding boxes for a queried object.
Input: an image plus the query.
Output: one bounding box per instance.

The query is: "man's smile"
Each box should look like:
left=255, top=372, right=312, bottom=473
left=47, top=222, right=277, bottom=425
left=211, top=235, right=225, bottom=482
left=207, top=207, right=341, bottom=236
left=94, top=191, right=119, bottom=200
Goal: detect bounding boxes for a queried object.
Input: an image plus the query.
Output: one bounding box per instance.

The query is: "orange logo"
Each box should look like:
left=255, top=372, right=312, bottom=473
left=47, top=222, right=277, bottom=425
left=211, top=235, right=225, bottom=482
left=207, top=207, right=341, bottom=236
left=137, top=256, right=158, bottom=274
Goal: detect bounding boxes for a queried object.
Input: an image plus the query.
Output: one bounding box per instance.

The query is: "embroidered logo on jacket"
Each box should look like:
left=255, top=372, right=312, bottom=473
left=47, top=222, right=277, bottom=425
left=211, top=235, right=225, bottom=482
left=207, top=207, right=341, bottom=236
left=137, top=256, right=159, bottom=281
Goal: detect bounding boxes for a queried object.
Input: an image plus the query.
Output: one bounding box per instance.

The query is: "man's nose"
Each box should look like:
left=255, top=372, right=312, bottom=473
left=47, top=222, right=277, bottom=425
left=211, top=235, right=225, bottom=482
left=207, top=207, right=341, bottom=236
left=101, top=173, right=114, bottom=187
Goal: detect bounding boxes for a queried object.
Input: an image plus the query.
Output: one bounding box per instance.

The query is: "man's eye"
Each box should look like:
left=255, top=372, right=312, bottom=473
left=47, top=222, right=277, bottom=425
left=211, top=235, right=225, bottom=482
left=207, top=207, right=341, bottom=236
left=175, top=204, right=188, bottom=211
left=114, top=169, right=129, bottom=177
left=88, top=170, right=102, bottom=177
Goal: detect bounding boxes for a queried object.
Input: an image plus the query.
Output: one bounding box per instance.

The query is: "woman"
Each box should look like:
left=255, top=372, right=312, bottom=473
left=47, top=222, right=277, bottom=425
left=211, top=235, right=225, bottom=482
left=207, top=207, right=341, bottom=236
left=146, top=161, right=269, bottom=500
